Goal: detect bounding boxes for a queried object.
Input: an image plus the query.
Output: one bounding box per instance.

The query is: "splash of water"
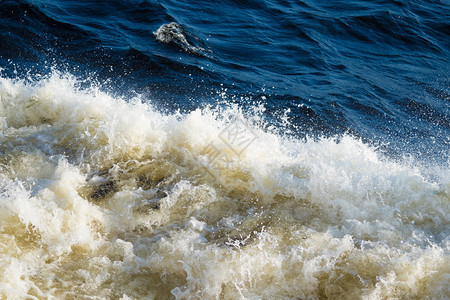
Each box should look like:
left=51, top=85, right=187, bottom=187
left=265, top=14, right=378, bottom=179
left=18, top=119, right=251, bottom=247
left=0, top=73, right=448, bottom=299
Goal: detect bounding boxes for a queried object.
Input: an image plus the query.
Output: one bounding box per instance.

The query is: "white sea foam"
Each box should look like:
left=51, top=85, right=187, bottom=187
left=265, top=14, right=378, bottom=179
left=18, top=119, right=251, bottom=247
left=0, top=73, right=448, bottom=299
left=154, top=22, right=211, bottom=57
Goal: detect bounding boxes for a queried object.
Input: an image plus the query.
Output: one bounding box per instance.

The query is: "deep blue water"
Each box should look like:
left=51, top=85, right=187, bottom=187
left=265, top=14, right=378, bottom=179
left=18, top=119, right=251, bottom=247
left=1, top=0, right=449, bottom=162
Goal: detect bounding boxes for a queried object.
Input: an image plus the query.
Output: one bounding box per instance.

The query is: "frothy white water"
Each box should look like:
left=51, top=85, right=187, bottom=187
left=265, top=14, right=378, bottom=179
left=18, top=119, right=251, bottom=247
left=154, top=22, right=211, bottom=57
left=0, top=73, right=448, bottom=299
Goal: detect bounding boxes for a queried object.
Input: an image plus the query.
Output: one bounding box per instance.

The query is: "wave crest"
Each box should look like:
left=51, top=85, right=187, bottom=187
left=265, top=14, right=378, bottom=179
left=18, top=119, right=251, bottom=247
left=0, top=73, right=448, bottom=299
left=154, top=22, right=212, bottom=57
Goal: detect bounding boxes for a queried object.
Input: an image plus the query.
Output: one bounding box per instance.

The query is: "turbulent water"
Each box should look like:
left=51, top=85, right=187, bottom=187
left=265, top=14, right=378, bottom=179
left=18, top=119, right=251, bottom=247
left=0, top=0, right=449, bottom=299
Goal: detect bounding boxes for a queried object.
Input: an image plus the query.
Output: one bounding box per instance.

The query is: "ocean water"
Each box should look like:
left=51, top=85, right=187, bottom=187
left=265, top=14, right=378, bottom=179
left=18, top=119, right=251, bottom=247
left=0, top=0, right=449, bottom=299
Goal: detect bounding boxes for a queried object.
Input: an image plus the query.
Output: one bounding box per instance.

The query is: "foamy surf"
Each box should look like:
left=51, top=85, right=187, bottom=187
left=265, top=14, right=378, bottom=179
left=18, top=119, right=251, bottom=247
left=0, top=73, right=448, bottom=299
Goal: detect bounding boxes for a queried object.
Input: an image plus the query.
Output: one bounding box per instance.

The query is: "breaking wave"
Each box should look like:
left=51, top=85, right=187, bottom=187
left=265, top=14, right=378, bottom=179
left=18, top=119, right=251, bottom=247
left=154, top=22, right=211, bottom=57
left=0, top=73, right=448, bottom=299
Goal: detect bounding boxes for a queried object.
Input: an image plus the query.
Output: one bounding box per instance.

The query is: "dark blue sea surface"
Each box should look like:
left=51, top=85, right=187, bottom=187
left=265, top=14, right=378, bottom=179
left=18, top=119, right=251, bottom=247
left=1, top=0, right=449, bottom=162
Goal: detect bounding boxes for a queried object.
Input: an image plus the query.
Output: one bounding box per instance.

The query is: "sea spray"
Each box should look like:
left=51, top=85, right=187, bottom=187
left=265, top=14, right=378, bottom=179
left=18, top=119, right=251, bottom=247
left=0, top=73, right=448, bottom=299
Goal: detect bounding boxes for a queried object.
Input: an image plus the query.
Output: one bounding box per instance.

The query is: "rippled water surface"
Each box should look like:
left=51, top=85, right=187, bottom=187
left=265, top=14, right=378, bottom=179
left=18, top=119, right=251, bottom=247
left=0, top=0, right=449, bottom=299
